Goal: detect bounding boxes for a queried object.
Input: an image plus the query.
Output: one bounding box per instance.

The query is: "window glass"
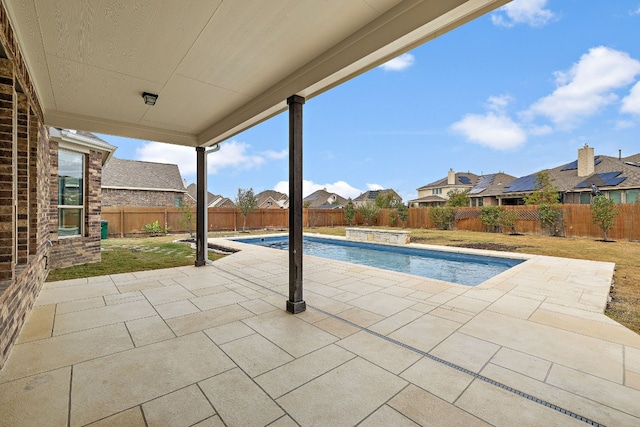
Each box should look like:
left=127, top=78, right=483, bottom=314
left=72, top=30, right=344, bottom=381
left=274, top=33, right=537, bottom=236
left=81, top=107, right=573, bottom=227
left=58, top=150, right=84, bottom=236
left=580, top=192, right=591, bottom=204
left=609, top=190, right=622, bottom=204
left=626, top=189, right=639, bottom=204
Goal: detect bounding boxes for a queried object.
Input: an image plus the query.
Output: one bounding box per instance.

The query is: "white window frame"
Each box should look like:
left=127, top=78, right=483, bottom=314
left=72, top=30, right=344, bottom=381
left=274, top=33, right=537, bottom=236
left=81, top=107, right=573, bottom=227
left=58, top=149, right=85, bottom=238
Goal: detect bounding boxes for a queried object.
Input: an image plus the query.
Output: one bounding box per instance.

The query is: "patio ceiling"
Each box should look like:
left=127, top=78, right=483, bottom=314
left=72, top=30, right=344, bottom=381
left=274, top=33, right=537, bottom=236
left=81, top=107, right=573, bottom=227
left=5, top=0, right=509, bottom=147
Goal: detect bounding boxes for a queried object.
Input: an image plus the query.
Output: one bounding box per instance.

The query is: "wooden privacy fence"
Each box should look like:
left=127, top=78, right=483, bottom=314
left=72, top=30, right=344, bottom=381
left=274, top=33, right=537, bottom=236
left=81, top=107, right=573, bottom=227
left=101, top=204, right=640, bottom=240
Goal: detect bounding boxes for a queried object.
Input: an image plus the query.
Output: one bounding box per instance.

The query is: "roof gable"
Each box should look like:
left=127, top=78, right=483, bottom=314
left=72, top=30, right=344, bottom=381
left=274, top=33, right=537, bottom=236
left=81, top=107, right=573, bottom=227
left=102, top=158, right=186, bottom=191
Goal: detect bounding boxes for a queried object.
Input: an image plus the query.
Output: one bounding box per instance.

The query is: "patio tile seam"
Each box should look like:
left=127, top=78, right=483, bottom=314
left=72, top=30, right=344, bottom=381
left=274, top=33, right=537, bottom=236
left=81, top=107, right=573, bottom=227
left=210, top=264, right=607, bottom=426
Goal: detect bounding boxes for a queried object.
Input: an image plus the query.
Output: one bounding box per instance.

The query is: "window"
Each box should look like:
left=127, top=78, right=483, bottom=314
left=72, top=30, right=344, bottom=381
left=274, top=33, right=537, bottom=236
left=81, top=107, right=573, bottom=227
left=477, top=198, right=484, bottom=207
left=625, top=189, right=639, bottom=204
left=579, top=192, right=591, bottom=204
left=58, top=150, right=84, bottom=237
left=433, top=188, right=442, bottom=195
left=609, top=190, right=622, bottom=204
left=174, top=197, right=181, bottom=207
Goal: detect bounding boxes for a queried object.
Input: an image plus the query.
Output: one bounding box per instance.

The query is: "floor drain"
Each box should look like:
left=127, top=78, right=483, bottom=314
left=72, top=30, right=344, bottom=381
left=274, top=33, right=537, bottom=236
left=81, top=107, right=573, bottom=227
left=215, top=264, right=606, bottom=427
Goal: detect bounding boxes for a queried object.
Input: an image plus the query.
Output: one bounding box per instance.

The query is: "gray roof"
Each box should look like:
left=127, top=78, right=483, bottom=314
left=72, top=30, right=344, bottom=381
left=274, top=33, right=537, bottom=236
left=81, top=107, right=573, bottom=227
left=102, top=158, right=186, bottom=191
left=255, top=190, right=288, bottom=207
left=468, top=172, right=518, bottom=197
left=304, top=189, right=348, bottom=208
left=417, top=172, right=479, bottom=190
left=504, top=153, right=640, bottom=195
left=354, top=189, right=401, bottom=202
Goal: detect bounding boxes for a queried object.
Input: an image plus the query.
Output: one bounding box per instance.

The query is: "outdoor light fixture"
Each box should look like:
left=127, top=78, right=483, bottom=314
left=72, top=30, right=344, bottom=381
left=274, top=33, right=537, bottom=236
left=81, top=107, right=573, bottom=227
left=142, top=92, right=158, bottom=106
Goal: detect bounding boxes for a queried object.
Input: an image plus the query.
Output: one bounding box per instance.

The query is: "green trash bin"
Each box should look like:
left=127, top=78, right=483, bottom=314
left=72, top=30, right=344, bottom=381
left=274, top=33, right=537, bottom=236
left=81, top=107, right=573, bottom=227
left=101, top=220, right=108, bottom=239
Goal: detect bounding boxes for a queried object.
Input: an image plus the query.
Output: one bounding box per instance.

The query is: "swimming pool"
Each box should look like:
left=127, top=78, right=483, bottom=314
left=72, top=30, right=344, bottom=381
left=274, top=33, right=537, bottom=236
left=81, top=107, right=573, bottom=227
left=235, top=235, right=523, bottom=286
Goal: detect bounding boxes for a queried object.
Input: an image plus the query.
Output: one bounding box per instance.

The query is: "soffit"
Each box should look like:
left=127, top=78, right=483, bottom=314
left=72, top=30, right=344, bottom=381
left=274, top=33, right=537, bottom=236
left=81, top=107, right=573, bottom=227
left=5, top=0, right=509, bottom=147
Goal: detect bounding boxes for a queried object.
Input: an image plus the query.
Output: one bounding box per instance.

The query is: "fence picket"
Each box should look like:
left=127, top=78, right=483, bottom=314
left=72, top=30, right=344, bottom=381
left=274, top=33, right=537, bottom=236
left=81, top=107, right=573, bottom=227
left=100, top=205, right=640, bottom=240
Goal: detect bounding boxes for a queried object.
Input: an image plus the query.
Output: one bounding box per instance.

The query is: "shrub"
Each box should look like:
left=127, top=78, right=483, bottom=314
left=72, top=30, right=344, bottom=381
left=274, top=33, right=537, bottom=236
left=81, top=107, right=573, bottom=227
left=345, top=199, right=355, bottom=225
left=428, top=206, right=454, bottom=230
left=479, top=206, right=503, bottom=233
left=396, top=204, right=409, bottom=228
left=143, top=220, right=169, bottom=235
left=591, top=195, right=619, bottom=241
left=358, top=203, right=381, bottom=226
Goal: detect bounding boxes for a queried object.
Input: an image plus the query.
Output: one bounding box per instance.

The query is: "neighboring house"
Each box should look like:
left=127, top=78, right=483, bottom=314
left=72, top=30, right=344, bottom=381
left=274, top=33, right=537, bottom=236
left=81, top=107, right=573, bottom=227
left=410, top=170, right=479, bottom=207
left=354, top=189, right=402, bottom=207
left=304, top=188, right=348, bottom=209
left=501, top=145, right=640, bottom=205
left=185, top=183, right=235, bottom=208
left=50, top=128, right=116, bottom=269
left=102, top=158, right=187, bottom=207
left=255, top=190, right=289, bottom=209
left=468, top=172, right=518, bottom=207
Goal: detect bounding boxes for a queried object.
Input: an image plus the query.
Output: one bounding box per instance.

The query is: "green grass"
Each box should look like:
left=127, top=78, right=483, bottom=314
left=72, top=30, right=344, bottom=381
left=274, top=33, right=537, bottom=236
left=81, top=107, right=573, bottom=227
left=46, top=234, right=225, bottom=282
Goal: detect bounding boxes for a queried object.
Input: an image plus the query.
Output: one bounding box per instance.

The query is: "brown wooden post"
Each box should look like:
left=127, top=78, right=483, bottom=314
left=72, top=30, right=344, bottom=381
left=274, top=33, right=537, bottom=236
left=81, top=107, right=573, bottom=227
left=287, top=95, right=306, bottom=314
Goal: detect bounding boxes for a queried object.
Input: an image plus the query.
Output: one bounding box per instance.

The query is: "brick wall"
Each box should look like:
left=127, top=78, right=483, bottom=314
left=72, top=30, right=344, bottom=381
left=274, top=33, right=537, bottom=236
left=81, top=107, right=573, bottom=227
left=102, top=187, right=185, bottom=207
left=0, top=1, right=51, bottom=369
left=48, top=144, right=103, bottom=269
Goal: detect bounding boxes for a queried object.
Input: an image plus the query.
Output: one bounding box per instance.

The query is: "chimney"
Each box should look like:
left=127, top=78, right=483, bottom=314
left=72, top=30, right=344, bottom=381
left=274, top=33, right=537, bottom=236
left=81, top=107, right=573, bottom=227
left=447, top=168, right=456, bottom=185
left=577, top=143, right=594, bottom=177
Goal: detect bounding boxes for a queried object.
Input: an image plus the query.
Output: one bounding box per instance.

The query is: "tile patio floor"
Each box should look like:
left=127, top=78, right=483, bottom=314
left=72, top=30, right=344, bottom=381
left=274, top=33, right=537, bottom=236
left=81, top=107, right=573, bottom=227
left=1, top=236, right=639, bottom=426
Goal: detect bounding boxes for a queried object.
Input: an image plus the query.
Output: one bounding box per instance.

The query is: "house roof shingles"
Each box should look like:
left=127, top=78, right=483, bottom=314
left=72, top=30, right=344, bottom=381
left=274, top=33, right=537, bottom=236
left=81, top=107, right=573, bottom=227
left=417, top=172, right=479, bottom=190
left=354, top=189, right=401, bottom=203
left=304, top=189, right=348, bottom=208
left=503, top=153, right=640, bottom=195
left=102, top=158, right=186, bottom=192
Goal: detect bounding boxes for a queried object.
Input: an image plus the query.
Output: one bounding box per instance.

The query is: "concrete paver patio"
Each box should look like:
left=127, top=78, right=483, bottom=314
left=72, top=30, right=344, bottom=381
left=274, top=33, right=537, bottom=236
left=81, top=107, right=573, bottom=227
left=1, top=237, right=639, bottom=426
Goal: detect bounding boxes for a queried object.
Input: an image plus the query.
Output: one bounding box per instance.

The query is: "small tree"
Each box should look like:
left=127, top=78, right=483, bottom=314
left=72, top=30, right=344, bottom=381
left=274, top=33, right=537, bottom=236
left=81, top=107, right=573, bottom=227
left=375, top=192, right=397, bottom=208
left=235, top=187, right=258, bottom=232
left=447, top=189, right=470, bottom=208
left=524, top=172, right=563, bottom=236
left=177, top=199, right=196, bottom=237
left=479, top=206, right=503, bottom=233
left=388, top=209, right=398, bottom=227
left=428, top=206, right=454, bottom=230
left=358, top=203, right=381, bottom=226
left=344, top=199, right=355, bottom=225
left=396, top=203, right=409, bottom=228
left=591, top=195, right=619, bottom=241
left=499, top=209, right=519, bottom=234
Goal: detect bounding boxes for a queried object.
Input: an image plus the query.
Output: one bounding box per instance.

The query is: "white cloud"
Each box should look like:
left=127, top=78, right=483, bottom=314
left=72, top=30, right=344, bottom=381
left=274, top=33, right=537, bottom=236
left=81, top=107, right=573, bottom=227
left=486, top=94, right=514, bottom=112
left=615, top=119, right=636, bottom=130
left=135, top=139, right=286, bottom=180
left=451, top=110, right=526, bottom=150
left=366, top=183, right=384, bottom=191
left=379, top=53, right=415, bottom=72
left=273, top=180, right=363, bottom=199
left=525, top=47, right=640, bottom=130
left=491, top=0, right=556, bottom=27
left=632, top=6, right=640, bottom=15
left=621, top=81, right=640, bottom=115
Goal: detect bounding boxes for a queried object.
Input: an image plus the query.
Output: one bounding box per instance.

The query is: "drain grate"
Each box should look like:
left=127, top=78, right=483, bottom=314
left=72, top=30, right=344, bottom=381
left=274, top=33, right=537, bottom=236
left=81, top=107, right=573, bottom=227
left=215, top=265, right=606, bottom=426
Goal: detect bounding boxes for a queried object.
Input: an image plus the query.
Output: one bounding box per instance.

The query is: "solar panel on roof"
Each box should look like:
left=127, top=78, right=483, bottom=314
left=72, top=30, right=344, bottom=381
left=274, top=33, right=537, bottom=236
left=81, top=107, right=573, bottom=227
left=468, top=188, right=485, bottom=195
left=560, top=156, right=601, bottom=171
left=458, top=176, right=471, bottom=185
left=475, top=175, right=494, bottom=187
left=575, top=171, right=627, bottom=188
left=625, top=161, right=640, bottom=168
left=504, top=174, right=538, bottom=193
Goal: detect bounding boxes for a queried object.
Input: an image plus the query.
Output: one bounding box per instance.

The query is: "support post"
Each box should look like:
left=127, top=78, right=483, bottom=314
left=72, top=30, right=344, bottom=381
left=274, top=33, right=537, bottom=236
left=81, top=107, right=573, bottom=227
left=287, top=95, right=306, bottom=314
left=195, top=147, right=206, bottom=266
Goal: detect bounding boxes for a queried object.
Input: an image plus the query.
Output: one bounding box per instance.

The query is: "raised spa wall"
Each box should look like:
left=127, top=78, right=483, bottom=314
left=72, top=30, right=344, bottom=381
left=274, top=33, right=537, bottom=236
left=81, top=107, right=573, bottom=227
left=345, top=228, right=410, bottom=245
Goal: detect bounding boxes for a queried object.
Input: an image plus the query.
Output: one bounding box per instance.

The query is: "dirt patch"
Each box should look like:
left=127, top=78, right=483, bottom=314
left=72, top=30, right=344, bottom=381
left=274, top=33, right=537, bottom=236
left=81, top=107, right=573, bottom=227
left=447, top=242, right=528, bottom=252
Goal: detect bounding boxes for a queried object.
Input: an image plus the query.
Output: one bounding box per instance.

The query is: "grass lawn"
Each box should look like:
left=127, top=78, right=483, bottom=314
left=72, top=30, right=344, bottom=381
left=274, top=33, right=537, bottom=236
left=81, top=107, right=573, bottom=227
left=47, top=227, right=639, bottom=334
left=46, top=234, right=226, bottom=282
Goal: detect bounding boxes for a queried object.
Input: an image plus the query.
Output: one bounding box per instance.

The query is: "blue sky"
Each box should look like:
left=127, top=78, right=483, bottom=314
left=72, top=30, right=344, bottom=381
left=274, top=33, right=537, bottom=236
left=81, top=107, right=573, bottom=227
left=98, top=0, right=640, bottom=203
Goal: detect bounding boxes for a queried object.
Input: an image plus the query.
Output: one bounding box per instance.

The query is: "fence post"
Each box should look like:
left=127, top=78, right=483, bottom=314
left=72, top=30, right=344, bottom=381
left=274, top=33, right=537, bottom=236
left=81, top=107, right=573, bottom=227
left=120, top=208, right=124, bottom=238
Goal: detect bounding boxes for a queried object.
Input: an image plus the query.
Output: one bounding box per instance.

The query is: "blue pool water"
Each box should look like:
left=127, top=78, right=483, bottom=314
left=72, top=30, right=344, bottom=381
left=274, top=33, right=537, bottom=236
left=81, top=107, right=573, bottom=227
left=236, top=235, right=523, bottom=286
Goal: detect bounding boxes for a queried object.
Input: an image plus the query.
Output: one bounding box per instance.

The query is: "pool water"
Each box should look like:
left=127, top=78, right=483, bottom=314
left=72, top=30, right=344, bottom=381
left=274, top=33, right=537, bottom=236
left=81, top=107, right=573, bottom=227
left=236, top=235, right=522, bottom=286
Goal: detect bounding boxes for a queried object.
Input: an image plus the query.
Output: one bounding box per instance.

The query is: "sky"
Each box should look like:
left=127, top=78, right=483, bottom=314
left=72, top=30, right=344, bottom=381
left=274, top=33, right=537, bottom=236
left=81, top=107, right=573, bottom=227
left=98, top=0, right=640, bottom=204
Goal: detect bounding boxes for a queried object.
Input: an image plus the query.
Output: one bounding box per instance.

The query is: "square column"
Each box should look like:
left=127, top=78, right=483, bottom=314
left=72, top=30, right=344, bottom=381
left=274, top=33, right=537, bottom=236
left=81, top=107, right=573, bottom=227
left=287, top=95, right=306, bottom=314
left=195, top=147, right=206, bottom=266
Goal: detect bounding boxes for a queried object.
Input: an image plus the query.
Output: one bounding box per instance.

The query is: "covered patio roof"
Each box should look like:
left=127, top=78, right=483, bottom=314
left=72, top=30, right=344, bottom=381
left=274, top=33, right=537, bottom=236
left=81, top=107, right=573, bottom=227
left=5, top=0, right=509, bottom=147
